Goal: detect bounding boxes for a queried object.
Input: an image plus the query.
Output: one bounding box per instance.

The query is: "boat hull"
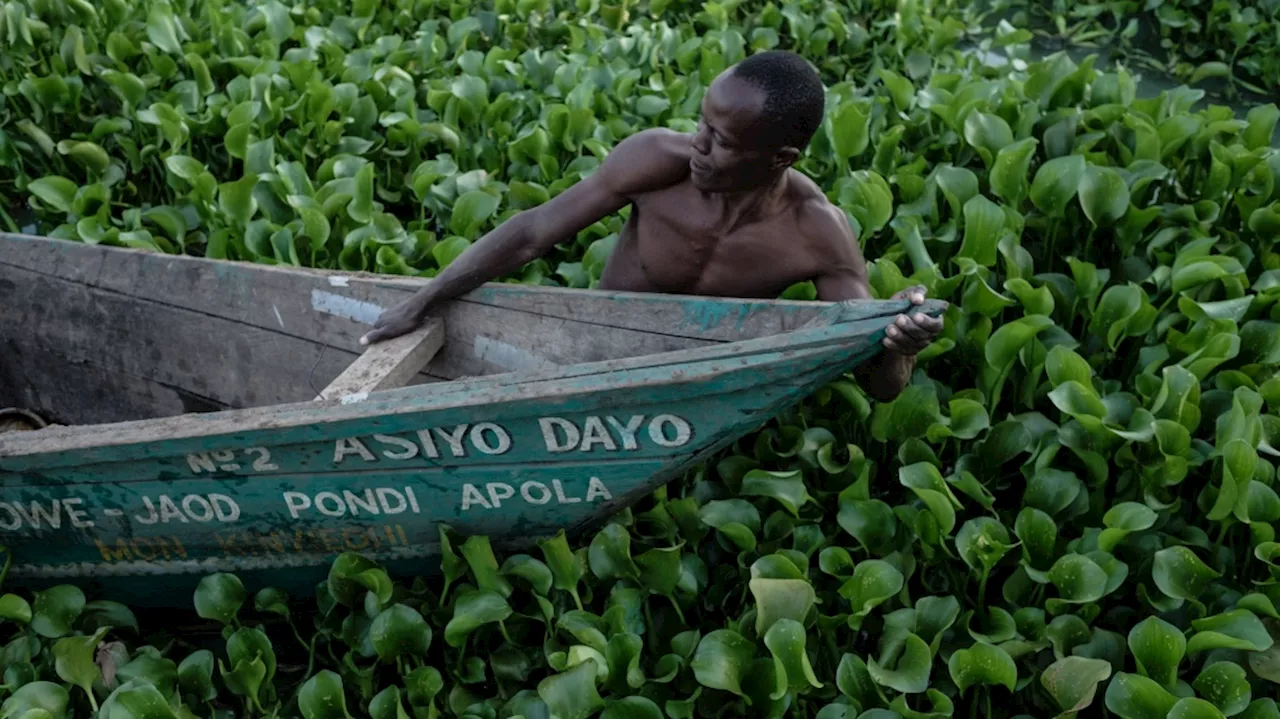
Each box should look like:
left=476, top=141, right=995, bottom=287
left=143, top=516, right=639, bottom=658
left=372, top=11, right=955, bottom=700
left=0, top=235, right=946, bottom=605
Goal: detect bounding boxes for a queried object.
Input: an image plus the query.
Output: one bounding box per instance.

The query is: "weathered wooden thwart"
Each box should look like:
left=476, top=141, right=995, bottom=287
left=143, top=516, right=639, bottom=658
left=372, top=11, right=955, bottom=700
left=0, top=233, right=946, bottom=606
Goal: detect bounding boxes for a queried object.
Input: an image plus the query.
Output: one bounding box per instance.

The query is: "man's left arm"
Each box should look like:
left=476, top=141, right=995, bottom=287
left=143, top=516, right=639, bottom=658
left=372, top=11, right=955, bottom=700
left=802, top=203, right=943, bottom=402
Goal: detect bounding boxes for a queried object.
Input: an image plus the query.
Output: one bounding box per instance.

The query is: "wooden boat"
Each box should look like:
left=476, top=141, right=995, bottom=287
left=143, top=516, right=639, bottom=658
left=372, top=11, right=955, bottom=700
left=0, top=233, right=946, bottom=605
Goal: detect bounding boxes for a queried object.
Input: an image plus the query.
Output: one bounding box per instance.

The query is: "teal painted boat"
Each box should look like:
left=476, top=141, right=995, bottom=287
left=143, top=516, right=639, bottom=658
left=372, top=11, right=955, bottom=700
left=0, top=232, right=946, bottom=606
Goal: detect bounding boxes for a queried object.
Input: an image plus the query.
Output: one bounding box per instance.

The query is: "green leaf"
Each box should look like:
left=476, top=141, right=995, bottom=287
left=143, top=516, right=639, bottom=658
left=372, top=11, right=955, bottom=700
left=957, top=193, right=1004, bottom=267
left=298, top=670, right=353, bottom=719
left=763, top=618, right=823, bottom=698
left=538, top=661, right=605, bottom=719
left=444, top=590, right=512, bottom=648
left=956, top=517, right=1013, bottom=574
left=963, top=112, right=1014, bottom=163
left=741, top=469, right=812, bottom=516
left=1049, top=381, right=1107, bottom=418
left=1049, top=553, right=1109, bottom=603
left=1128, top=616, right=1185, bottom=688
left=690, top=629, right=756, bottom=698
left=1170, top=698, right=1228, bottom=719
left=750, top=576, right=816, bottom=637
left=1153, top=547, right=1222, bottom=601
left=838, top=498, right=898, bottom=552
left=1188, top=610, right=1275, bottom=653
left=53, top=626, right=109, bottom=709
left=838, top=170, right=894, bottom=235
left=0, top=593, right=32, bottom=623
left=146, top=0, right=184, bottom=54
left=1193, top=662, right=1251, bottom=716
left=193, top=573, right=245, bottom=625
left=539, top=530, right=584, bottom=608
left=840, top=560, right=905, bottom=629
left=899, top=462, right=961, bottom=535
left=1244, top=104, right=1280, bottom=150
left=1030, top=155, right=1086, bottom=217
left=831, top=101, right=871, bottom=160
left=27, top=176, right=78, bottom=213
left=1041, top=656, right=1113, bottom=714
left=989, top=137, right=1038, bottom=204
left=31, top=585, right=84, bottom=638
left=588, top=524, right=640, bottom=581
left=1105, top=673, right=1180, bottom=719
left=601, top=697, right=664, bottom=719
left=1078, top=164, right=1130, bottom=226
left=450, top=190, right=500, bottom=237
left=1100, top=503, right=1157, bottom=552
left=370, top=605, right=432, bottom=662
left=948, top=642, right=1017, bottom=694
left=0, top=682, right=69, bottom=719
left=178, top=650, right=217, bottom=703
left=867, top=632, right=932, bottom=694
left=218, top=175, right=259, bottom=225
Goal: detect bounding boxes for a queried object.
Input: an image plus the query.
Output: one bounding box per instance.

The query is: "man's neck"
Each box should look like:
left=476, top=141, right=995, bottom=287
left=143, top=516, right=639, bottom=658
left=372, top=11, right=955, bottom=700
left=708, top=170, right=790, bottom=231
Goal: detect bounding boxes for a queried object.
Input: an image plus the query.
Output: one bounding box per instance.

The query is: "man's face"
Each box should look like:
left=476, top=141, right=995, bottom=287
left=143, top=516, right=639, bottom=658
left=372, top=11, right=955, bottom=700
left=688, top=71, right=795, bottom=193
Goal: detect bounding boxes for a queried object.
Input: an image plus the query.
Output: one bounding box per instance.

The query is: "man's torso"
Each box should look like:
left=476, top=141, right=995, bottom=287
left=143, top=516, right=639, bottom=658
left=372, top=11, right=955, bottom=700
left=596, top=148, right=840, bottom=299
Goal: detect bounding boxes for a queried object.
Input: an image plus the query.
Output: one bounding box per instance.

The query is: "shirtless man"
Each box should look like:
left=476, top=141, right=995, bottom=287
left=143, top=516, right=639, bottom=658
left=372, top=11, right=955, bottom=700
left=361, top=50, right=943, bottom=402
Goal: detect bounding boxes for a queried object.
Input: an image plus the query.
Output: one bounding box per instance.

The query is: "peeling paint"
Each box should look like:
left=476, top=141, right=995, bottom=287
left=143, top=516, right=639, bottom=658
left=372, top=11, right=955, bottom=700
left=310, top=289, right=383, bottom=324
left=474, top=336, right=556, bottom=371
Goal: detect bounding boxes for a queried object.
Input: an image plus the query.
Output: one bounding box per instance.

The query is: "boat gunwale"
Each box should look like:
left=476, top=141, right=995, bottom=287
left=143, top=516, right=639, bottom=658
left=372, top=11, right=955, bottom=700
left=0, top=298, right=945, bottom=463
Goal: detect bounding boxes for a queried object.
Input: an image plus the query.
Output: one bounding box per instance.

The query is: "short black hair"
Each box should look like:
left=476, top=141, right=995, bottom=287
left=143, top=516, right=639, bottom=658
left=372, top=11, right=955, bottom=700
left=730, top=50, right=826, bottom=150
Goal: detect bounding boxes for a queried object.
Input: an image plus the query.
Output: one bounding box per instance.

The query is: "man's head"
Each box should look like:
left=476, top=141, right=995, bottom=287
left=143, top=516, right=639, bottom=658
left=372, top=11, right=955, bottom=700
left=688, top=50, right=826, bottom=193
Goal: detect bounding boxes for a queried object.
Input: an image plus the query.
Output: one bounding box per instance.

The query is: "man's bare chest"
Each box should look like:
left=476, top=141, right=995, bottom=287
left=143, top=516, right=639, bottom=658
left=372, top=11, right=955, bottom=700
left=615, top=189, right=816, bottom=297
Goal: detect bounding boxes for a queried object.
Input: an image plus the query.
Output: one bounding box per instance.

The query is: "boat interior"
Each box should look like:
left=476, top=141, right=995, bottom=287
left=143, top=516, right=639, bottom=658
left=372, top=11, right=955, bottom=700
left=0, top=234, right=831, bottom=427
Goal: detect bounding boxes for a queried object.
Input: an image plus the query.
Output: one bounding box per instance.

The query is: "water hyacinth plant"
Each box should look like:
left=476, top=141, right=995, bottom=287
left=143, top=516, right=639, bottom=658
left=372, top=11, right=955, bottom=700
left=3, top=0, right=1280, bottom=717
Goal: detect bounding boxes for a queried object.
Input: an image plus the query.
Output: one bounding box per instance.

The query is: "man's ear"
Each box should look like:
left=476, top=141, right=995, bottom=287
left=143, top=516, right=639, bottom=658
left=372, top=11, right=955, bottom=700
left=771, top=146, right=800, bottom=169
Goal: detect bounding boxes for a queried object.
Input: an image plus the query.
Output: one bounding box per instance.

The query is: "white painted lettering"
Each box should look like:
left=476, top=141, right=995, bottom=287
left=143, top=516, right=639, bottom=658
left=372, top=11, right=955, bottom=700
left=607, top=415, right=645, bottom=450
left=134, top=497, right=159, bottom=525
left=521, top=481, right=552, bottom=505
left=0, top=503, right=19, bottom=530
left=247, top=447, right=279, bottom=472
left=586, top=477, right=612, bottom=502
left=210, top=494, right=240, bottom=522
left=344, top=489, right=378, bottom=515
left=487, top=482, right=515, bottom=507
left=435, top=425, right=469, bottom=457
left=16, top=500, right=61, bottom=529
left=211, top=450, right=240, bottom=472
left=186, top=453, right=216, bottom=473
left=406, top=487, right=420, bottom=513
left=63, top=498, right=93, bottom=528
left=461, top=483, right=491, bottom=510
left=540, top=417, right=580, bottom=452
left=315, top=492, right=345, bottom=516
left=334, top=437, right=376, bottom=463
left=470, top=423, right=512, bottom=455
left=374, top=434, right=419, bottom=460
left=416, top=429, right=440, bottom=458
left=158, top=495, right=188, bottom=523
left=553, top=479, right=582, bottom=504
left=649, top=414, right=693, bottom=448
left=376, top=488, right=408, bottom=514
left=183, top=494, right=215, bottom=522
left=580, top=416, right=618, bottom=451
left=283, top=492, right=311, bottom=519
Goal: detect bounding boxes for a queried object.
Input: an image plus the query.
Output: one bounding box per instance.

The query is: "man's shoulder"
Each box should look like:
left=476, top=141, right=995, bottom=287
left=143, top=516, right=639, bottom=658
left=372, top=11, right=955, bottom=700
left=600, top=128, right=693, bottom=195
left=788, top=180, right=855, bottom=246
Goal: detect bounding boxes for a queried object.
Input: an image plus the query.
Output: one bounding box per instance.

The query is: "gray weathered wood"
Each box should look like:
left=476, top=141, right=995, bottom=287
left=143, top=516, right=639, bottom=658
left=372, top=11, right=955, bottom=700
left=317, top=319, right=445, bottom=402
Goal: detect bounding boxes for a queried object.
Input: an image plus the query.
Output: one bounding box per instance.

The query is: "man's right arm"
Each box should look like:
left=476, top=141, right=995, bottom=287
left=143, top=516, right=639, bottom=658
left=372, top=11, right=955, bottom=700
left=361, top=129, right=691, bottom=344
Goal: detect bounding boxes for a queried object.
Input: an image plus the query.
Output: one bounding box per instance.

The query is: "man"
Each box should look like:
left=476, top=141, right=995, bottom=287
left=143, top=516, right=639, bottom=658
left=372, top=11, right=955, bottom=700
left=361, top=50, right=943, bottom=402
